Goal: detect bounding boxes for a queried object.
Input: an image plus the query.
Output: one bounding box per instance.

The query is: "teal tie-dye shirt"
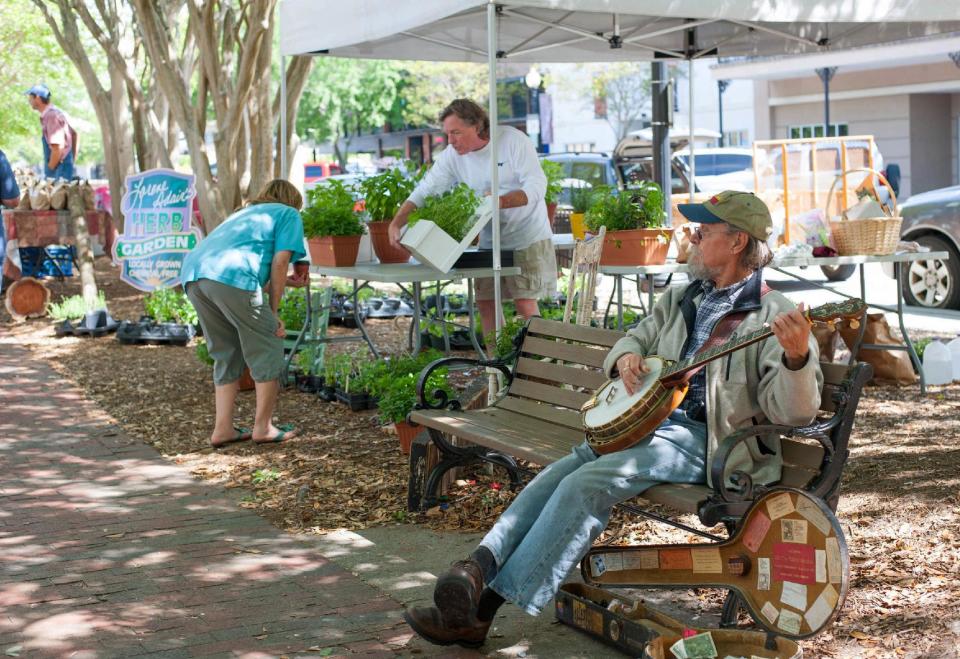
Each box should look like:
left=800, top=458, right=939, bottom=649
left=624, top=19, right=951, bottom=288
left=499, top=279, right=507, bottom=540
left=181, top=202, right=305, bottom=292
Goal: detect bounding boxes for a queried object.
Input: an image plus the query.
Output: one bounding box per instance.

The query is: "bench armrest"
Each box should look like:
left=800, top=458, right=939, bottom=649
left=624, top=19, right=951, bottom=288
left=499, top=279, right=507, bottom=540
left=709, top=423, right=833, bottom=503
left=415, top=356, right=514, bottom=412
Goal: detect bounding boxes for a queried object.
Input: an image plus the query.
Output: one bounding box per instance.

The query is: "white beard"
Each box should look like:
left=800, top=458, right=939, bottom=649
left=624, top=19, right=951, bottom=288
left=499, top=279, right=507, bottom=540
left=686, top=245, right=723, bottom=283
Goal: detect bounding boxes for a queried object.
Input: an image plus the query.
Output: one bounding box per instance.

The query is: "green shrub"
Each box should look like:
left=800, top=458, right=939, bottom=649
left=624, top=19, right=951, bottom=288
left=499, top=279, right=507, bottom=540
left=278, top=288, right=307, bottom=332
left=144, top=288, right=197, bottom=324
left=541, top=159, right=564, bottom=206
left=195, top=339, right=215, bottom=366
left=47, top=292, right=108, bottom=322
left=359, top=166, right=424, bottom=221
left=485, top=316, right=528, bottom=359
left=408, top=183, right=480, bottom=241
left=378, top=370, right=452, bottom=425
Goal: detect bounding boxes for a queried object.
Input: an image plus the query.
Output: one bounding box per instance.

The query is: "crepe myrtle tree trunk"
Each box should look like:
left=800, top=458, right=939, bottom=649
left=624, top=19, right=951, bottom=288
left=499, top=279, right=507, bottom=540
left=272, top=55, right=313, bottom=179
left=133, top=0, right=277, bottom=232
left=67, top=185, right=99, bottom=308
left=30, top=0, right=134, bottom=231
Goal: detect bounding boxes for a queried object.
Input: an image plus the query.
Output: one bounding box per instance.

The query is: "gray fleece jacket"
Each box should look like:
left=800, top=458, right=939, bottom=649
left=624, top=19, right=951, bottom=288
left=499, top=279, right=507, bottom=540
left=601, top=269, right=823, bottom=489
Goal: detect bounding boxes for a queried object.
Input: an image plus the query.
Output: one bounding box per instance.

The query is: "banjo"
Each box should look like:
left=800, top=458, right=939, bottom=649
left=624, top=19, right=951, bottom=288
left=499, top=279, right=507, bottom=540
left=581, top=299, right=866, bottom=455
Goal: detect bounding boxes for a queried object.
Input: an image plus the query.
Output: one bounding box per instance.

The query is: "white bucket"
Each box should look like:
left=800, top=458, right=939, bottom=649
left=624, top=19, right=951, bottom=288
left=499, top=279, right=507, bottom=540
left=948, top=337, right=960, bottom=381
left=922, top=340, right=953, bottom=386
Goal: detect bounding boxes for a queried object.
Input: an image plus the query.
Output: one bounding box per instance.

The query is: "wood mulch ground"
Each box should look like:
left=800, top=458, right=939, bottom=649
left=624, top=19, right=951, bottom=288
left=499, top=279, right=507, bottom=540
left=2, top=256, right=958, bottom=658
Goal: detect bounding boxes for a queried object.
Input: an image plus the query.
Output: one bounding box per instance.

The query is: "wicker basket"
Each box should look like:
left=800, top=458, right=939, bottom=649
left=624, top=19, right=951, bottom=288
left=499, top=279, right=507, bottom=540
left=826, top=168, right=901, bottom=256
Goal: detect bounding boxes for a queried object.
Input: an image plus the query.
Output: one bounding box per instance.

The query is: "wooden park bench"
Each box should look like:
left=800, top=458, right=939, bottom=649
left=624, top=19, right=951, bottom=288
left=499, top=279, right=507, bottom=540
left=407, top=316, right=872, bottom=624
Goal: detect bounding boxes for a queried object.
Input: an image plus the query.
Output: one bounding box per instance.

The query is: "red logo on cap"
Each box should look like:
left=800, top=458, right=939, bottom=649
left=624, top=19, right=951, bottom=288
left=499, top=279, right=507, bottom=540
left=709, top=195, right=720, bottom=205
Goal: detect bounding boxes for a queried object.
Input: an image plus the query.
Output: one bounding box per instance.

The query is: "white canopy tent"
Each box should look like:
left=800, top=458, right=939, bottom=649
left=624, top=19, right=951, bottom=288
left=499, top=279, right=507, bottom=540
left=278, top=0, right=960, bottom=321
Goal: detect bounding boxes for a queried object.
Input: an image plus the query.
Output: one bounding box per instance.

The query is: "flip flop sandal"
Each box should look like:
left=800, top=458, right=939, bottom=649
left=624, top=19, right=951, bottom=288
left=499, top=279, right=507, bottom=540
left=254, top=424, right=298, bottom=445
left=212, top=426, right=252, bottom=449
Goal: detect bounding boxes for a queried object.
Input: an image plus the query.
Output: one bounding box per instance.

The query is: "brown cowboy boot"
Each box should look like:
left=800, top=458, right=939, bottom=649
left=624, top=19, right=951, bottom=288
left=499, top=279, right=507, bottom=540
left=433, top=559, right=484, bottom=626
left=404, top=605, right=492, bottom=648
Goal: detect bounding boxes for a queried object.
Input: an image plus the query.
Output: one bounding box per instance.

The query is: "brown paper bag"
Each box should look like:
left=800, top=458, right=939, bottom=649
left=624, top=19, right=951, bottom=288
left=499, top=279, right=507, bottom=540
left=839, top=313, right=917, bottom=385
left=50, top=182, right=68, bottom=210
left=812, top=324, right=839, bottom=363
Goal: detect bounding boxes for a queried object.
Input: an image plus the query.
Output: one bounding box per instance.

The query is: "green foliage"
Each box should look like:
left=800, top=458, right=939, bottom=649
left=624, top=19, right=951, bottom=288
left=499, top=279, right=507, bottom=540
left=295, top=344, right=320, bottom=375
left=195, top=339, right=215, bottom=367
left=570, top=185, right=600, bottom=214
left=302, top=180, right=365, bottom=237
left=278, top=288, right=307, bottom=332
left=408, top=183, right=481, bottom=242
left=296, top=59, right=402, bottom=164
left=541, top=159, right=564, bottom=205
left=47, top=291, right=108, bottom=321
left=359, top=166, right=424, bottom=221
left=378, top=370, right=452, bottom=425
left=485, top=316, right=528, bottom=359
left=584, top=181, right=665, bottom=232
left=397, top=61, right=488, bottom=128
left=362, top=349, right=444, bottom=399
left=913, top=337, right=933, bottom=362
left=144, top=288, right=197, bottom=324
left=251, top=468, right=281, bottom=484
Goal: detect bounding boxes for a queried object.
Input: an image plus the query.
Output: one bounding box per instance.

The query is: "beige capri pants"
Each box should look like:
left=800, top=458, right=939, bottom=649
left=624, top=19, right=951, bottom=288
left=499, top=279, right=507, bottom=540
left=185, top=278, right=283, bottom=385
left=475, top=238, right=558, bottom=301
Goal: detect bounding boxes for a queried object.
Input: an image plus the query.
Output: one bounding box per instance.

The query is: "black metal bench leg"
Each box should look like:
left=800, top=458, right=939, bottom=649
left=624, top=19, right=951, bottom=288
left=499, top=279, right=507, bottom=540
left=409, top=428, right=488, bottom=512
left=483, top=451, right=523, bottom=491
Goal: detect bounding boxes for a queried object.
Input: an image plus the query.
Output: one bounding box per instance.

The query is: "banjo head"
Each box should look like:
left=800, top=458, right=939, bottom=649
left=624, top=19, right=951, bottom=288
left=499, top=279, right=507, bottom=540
left=583, top=357, right=666, bottom=431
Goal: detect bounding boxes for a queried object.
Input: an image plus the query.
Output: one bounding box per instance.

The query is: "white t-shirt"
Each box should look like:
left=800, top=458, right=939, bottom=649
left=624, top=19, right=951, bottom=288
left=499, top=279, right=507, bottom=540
left=407, top=125, right=551, bottom=251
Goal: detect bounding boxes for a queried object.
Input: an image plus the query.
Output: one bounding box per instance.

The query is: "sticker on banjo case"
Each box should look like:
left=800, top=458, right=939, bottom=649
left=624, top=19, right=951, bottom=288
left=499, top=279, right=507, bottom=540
left=659, top=548, right=693, bottom=570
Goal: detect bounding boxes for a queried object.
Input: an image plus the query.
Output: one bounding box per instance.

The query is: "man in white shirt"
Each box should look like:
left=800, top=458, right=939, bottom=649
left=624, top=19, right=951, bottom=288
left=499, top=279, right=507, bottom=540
left=389, top=99, right=557, bottom=335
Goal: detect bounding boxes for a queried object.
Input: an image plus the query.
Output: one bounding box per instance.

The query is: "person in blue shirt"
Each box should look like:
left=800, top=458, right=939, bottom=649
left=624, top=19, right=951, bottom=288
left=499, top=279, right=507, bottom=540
left=181, top=179, right=306, bottom=448
left=0, top=149, right=22, bottom=293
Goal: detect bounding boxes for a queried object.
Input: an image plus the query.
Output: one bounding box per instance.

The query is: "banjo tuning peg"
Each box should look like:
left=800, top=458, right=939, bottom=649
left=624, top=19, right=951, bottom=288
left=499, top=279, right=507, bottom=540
left=848, top=319, right=860, bottom=330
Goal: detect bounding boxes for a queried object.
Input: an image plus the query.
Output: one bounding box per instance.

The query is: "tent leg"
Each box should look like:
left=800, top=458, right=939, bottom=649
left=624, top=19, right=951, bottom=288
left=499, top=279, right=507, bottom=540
left=487, top=2, right=502, bottom=333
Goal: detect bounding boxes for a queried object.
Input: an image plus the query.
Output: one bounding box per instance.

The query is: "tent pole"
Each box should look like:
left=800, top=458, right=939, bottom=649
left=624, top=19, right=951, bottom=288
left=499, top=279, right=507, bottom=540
left=487, top=1, right=501, bottom=330
left=651, top=61, right=671, bottom=223
left=281, top=55, right=288, bottom=176
left=688, top=57, right=695, bottom=202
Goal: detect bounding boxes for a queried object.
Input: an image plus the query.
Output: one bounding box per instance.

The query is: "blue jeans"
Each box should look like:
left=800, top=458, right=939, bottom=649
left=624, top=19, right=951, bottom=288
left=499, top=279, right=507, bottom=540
left=480, top=410, right=708, bottom=615
left=42, top=136, right=75, bottom=180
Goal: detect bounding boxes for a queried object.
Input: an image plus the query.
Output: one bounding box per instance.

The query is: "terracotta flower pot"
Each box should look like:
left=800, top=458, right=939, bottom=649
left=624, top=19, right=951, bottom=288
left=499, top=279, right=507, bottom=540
left=238, top=366, right=256, bottom=391
left=395, top=420, right=420, bottom=454
left=598, top=228, right=673, bottom=266
left=546, top=202, right=558, bottom=229
left=367, top=221, right=410, bottom=264
left=307, top=235, right=361, bottom=267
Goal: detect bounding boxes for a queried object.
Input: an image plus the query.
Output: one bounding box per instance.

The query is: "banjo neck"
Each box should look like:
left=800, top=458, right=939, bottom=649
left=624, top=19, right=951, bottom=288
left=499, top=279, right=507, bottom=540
left=661, top=322, right=777, bottom=381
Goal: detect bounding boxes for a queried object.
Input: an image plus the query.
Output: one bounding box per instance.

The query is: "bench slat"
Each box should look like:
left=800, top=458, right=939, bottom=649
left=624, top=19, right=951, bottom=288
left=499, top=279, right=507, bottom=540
left=410, top=408, right=577, bottom=465
left=521, top=336, right=608, bottom=368
left=495, top=397, right=584, bottom=431
left=508, top=378, right=591, bottom=410
left=515, top=357, right=607, bottom=390
left=527, top=317, right=625, bottom=347
left=640, top=483, right=710, bottom=514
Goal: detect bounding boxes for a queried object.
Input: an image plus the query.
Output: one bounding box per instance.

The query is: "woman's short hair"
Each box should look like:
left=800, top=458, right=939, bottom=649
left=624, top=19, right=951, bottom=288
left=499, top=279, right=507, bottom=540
left=248, top=179, right=302, bottom=210
left=439, top=99, right=490, bottom=139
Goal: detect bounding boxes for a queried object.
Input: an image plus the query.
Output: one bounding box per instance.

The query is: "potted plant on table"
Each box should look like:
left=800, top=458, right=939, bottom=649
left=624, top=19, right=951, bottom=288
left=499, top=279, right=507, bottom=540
left=584, top=181, right=672, bottom=266
left=569, top=184, right=597, bottom=240
left=302, top=180, right=365, bottom=267
left=359, top=166, right=422, bottom=263
left=540, top=159, right=564, bottom=228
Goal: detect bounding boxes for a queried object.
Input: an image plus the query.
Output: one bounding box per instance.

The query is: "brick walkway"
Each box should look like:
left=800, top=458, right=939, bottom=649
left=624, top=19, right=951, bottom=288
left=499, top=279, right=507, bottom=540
left=0, top=342, right=412, bottom=658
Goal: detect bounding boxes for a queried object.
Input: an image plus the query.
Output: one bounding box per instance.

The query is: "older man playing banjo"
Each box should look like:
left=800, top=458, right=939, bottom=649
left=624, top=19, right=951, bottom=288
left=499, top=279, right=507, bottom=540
left=404, top=190, right=824, bottom=648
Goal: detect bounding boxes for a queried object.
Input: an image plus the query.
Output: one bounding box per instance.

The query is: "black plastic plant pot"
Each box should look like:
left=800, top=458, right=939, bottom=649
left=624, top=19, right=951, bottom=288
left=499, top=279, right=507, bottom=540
left=116, top=317, right=193, bottom=345
left=449, top=329, right=479, bottom=350
left=319, top=385, right=337, bottom=402
left=335, top=389, right=369, bottom=412
left=366, top=395, right=379, bottom=410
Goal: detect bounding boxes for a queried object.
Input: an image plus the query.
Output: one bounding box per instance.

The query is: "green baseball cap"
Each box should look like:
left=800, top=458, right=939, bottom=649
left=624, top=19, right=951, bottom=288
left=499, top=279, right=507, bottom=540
left=678, top=191, right=773, bottom=241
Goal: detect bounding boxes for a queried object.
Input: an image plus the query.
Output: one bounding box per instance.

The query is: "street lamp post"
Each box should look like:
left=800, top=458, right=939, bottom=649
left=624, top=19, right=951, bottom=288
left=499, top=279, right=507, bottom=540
left=717, top=79, right=730, bottom=147
left=525, top=66, right=543, bottom=153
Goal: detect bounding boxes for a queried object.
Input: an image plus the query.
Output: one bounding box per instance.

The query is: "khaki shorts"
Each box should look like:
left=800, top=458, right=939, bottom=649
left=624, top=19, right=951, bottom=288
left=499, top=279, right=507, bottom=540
left=476, top=238, right=558, bottom=301
left=185, top=279, right=283, bottom=385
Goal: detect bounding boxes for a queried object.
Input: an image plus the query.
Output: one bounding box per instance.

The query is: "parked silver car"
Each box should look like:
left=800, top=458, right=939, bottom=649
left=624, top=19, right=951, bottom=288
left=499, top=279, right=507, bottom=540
left=899, top=184, right=960, bottom=309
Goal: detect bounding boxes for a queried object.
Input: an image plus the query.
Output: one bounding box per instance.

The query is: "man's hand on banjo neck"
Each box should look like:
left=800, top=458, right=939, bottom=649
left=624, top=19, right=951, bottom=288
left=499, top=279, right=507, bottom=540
left=614, top=304, right=812, bottom=396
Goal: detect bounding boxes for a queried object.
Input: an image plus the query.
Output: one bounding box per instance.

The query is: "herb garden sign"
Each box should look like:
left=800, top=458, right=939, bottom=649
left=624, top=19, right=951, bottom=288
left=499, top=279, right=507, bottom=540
left=112, top=169, right=202, bottom=291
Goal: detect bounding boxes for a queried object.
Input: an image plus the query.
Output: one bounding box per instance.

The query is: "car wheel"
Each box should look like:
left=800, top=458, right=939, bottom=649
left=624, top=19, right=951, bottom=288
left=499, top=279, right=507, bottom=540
left=901, top=235, right=960, bottom=310
left=820, top=264, right=856, bottom=282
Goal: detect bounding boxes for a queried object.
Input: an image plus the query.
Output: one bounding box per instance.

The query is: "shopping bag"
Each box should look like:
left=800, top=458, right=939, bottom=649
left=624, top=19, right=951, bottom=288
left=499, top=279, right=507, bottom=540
left=839, top=313, right=917, bottom=385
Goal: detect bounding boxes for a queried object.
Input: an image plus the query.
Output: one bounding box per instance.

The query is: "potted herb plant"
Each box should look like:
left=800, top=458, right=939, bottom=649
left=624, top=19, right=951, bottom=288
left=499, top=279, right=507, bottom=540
left=359, top=166, right=422, bottom=263
left=569, top=184, right=596, bottom=240
left=379, top=370, right=452, bottom=454
left=407, top=183, right=481, bottom=242
left=402, top=183, right=489, bottom=271
left=584, top=181, right=672, bottom=266
left=541, top=159, right=564, bottom=228
left=301, top=180, right=366, bottom=267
